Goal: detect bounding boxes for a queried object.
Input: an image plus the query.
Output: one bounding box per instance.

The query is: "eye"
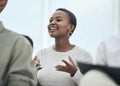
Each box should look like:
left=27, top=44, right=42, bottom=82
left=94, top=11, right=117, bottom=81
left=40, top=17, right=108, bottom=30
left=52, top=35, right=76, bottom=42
left=49, top=19, right=52, bottom=23
left=56, top=19, right=62, bottom=22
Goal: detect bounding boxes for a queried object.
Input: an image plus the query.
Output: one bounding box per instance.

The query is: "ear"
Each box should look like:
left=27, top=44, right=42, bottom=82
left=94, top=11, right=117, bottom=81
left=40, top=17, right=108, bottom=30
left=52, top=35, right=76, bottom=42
left=0, top=0, right=7, bottom=13
left=68, top=24, right=75, bottom=32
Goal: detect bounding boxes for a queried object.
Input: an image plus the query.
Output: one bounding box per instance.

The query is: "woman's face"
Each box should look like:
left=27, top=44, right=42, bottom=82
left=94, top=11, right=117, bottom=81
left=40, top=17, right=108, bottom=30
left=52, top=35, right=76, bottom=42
left=0, top=0, right=7, bottom=13
left=48, top=10, right=72, bottom=38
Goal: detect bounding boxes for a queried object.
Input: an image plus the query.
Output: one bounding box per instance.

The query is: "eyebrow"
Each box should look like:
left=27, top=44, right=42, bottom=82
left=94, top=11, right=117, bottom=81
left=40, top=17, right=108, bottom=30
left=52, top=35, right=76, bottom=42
left=56, top=16, right=63, bottom=19
left=50, top=16, right=63, bottom=19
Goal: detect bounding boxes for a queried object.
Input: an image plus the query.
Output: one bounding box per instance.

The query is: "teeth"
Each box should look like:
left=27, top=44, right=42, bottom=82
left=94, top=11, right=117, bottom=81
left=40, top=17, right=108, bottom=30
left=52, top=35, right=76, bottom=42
left=50, top=27, right=56, bottom=30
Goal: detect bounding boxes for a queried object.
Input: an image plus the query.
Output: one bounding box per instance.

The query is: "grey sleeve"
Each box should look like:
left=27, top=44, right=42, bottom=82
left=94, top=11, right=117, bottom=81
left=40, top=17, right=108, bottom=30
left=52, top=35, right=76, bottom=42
left=6, top=37, right=37, bottom=86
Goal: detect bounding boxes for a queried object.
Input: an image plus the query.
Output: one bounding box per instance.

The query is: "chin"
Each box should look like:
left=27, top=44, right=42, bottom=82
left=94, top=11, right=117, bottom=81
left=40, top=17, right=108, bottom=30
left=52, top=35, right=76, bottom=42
left=50, top=35, right=55, bottom=38
left=49, top=33, right=55, bottom=38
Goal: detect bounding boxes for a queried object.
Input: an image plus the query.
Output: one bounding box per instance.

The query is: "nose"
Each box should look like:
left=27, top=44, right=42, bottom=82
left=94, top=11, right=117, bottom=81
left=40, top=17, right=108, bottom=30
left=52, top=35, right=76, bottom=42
left=50, top=20, right=56, bottom=25
left=48, top=19, right=56, bottom=29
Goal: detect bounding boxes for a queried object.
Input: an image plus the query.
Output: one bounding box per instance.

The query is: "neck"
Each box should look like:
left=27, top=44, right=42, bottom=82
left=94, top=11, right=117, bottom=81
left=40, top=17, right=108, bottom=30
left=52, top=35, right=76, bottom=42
left=54, top=39, right=74, bottom=52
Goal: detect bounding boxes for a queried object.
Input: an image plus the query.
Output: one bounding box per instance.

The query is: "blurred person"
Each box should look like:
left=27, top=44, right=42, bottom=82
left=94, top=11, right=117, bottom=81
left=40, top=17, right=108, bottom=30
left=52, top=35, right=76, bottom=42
left=0, top=0, right=37, bottom=86
left=79, top=35, right=120, bottom=86
left=34, top=8, right=93, bottom=86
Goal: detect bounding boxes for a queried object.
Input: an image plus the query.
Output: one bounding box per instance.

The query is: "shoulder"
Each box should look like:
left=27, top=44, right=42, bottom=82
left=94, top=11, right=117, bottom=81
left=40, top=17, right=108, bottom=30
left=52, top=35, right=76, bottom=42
left=74, top=45, right=93, bottom=62
left=4, top=31, right=33, bottom=61
left=1, top=27, right=31, bottom=49
left=75, top=45, right=89, bottom=54
left=74, top=45, right=91, bottom=56
left=98, top=35, right=120, bottom=49
left=4, top=29, right=28, bottom=43
left=36, top=46, right=53, bottom=56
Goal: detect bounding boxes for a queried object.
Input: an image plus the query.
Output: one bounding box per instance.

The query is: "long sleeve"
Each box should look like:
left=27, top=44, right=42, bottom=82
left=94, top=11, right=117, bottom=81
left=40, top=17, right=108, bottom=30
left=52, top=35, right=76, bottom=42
left=72, top=68, right=83, bottom=85
left=72, top=48, right=93, bottom=85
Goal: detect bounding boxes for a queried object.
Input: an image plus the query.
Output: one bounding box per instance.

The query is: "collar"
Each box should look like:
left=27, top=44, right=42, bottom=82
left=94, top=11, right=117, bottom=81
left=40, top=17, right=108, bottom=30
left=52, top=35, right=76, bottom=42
left=0, top=21, right=5, bottom=33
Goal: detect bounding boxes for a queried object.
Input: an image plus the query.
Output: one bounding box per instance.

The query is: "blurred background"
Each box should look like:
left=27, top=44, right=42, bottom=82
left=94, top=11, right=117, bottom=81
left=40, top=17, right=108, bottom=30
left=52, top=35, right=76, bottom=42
left=0, top=0, right=120, bottom=61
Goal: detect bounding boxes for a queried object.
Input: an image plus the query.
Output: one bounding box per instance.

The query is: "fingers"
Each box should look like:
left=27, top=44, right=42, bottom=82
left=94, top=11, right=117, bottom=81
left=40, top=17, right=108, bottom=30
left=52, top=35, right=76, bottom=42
left=33, top=55, right=42, bottom=70
left=55, top=57, right=71, bottom=72
left=62, top=56, right=75, bottom=66
left=37, top=66, right=42, bottom=70
left=33, top=56, right=38, bottom=61
left=55, top=65, right=68, bottom=72
left=62, top=60, right=69, bottom=66
left=68, top=56, right=75, bottom=65
left=55, top=65, right=63, bottom=71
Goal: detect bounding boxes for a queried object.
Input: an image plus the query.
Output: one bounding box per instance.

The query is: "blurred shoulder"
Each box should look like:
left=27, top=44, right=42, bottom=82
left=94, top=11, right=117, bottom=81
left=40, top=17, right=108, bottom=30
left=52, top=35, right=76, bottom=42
left=99, top=35, right=120, bottom=47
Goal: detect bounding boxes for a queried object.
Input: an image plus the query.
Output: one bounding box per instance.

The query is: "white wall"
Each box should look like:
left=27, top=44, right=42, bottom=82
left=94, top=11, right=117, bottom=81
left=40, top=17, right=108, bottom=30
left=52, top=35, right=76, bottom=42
left=0, top=0, right=118, bottom=60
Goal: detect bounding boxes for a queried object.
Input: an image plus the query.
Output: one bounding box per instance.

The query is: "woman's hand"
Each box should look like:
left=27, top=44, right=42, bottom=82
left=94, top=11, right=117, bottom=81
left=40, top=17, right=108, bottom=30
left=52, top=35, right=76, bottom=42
left=33, top=56, right=42, bottom=70
left=55, top=56, right=77, bottom=77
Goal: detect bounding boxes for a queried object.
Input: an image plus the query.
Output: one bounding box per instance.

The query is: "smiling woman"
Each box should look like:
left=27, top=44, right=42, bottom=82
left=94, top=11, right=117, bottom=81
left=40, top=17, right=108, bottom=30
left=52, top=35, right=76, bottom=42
left=34, top=8, right=93, bottom=86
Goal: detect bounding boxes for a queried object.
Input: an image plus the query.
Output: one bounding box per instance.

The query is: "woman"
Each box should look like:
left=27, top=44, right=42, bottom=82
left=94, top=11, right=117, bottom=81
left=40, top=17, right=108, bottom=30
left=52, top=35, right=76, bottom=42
left=34, top=8, right=92, bottom=86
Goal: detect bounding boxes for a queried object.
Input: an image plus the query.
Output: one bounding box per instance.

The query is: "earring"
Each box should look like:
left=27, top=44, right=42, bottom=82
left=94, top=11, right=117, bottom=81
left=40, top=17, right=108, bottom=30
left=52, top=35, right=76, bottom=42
left=68, top=31, right=72, bottom=37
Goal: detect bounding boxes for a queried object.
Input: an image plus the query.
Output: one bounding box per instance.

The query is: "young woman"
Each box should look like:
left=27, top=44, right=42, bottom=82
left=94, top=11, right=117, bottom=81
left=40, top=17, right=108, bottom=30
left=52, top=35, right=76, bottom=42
left=34, top=8, right=93, bottom=86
